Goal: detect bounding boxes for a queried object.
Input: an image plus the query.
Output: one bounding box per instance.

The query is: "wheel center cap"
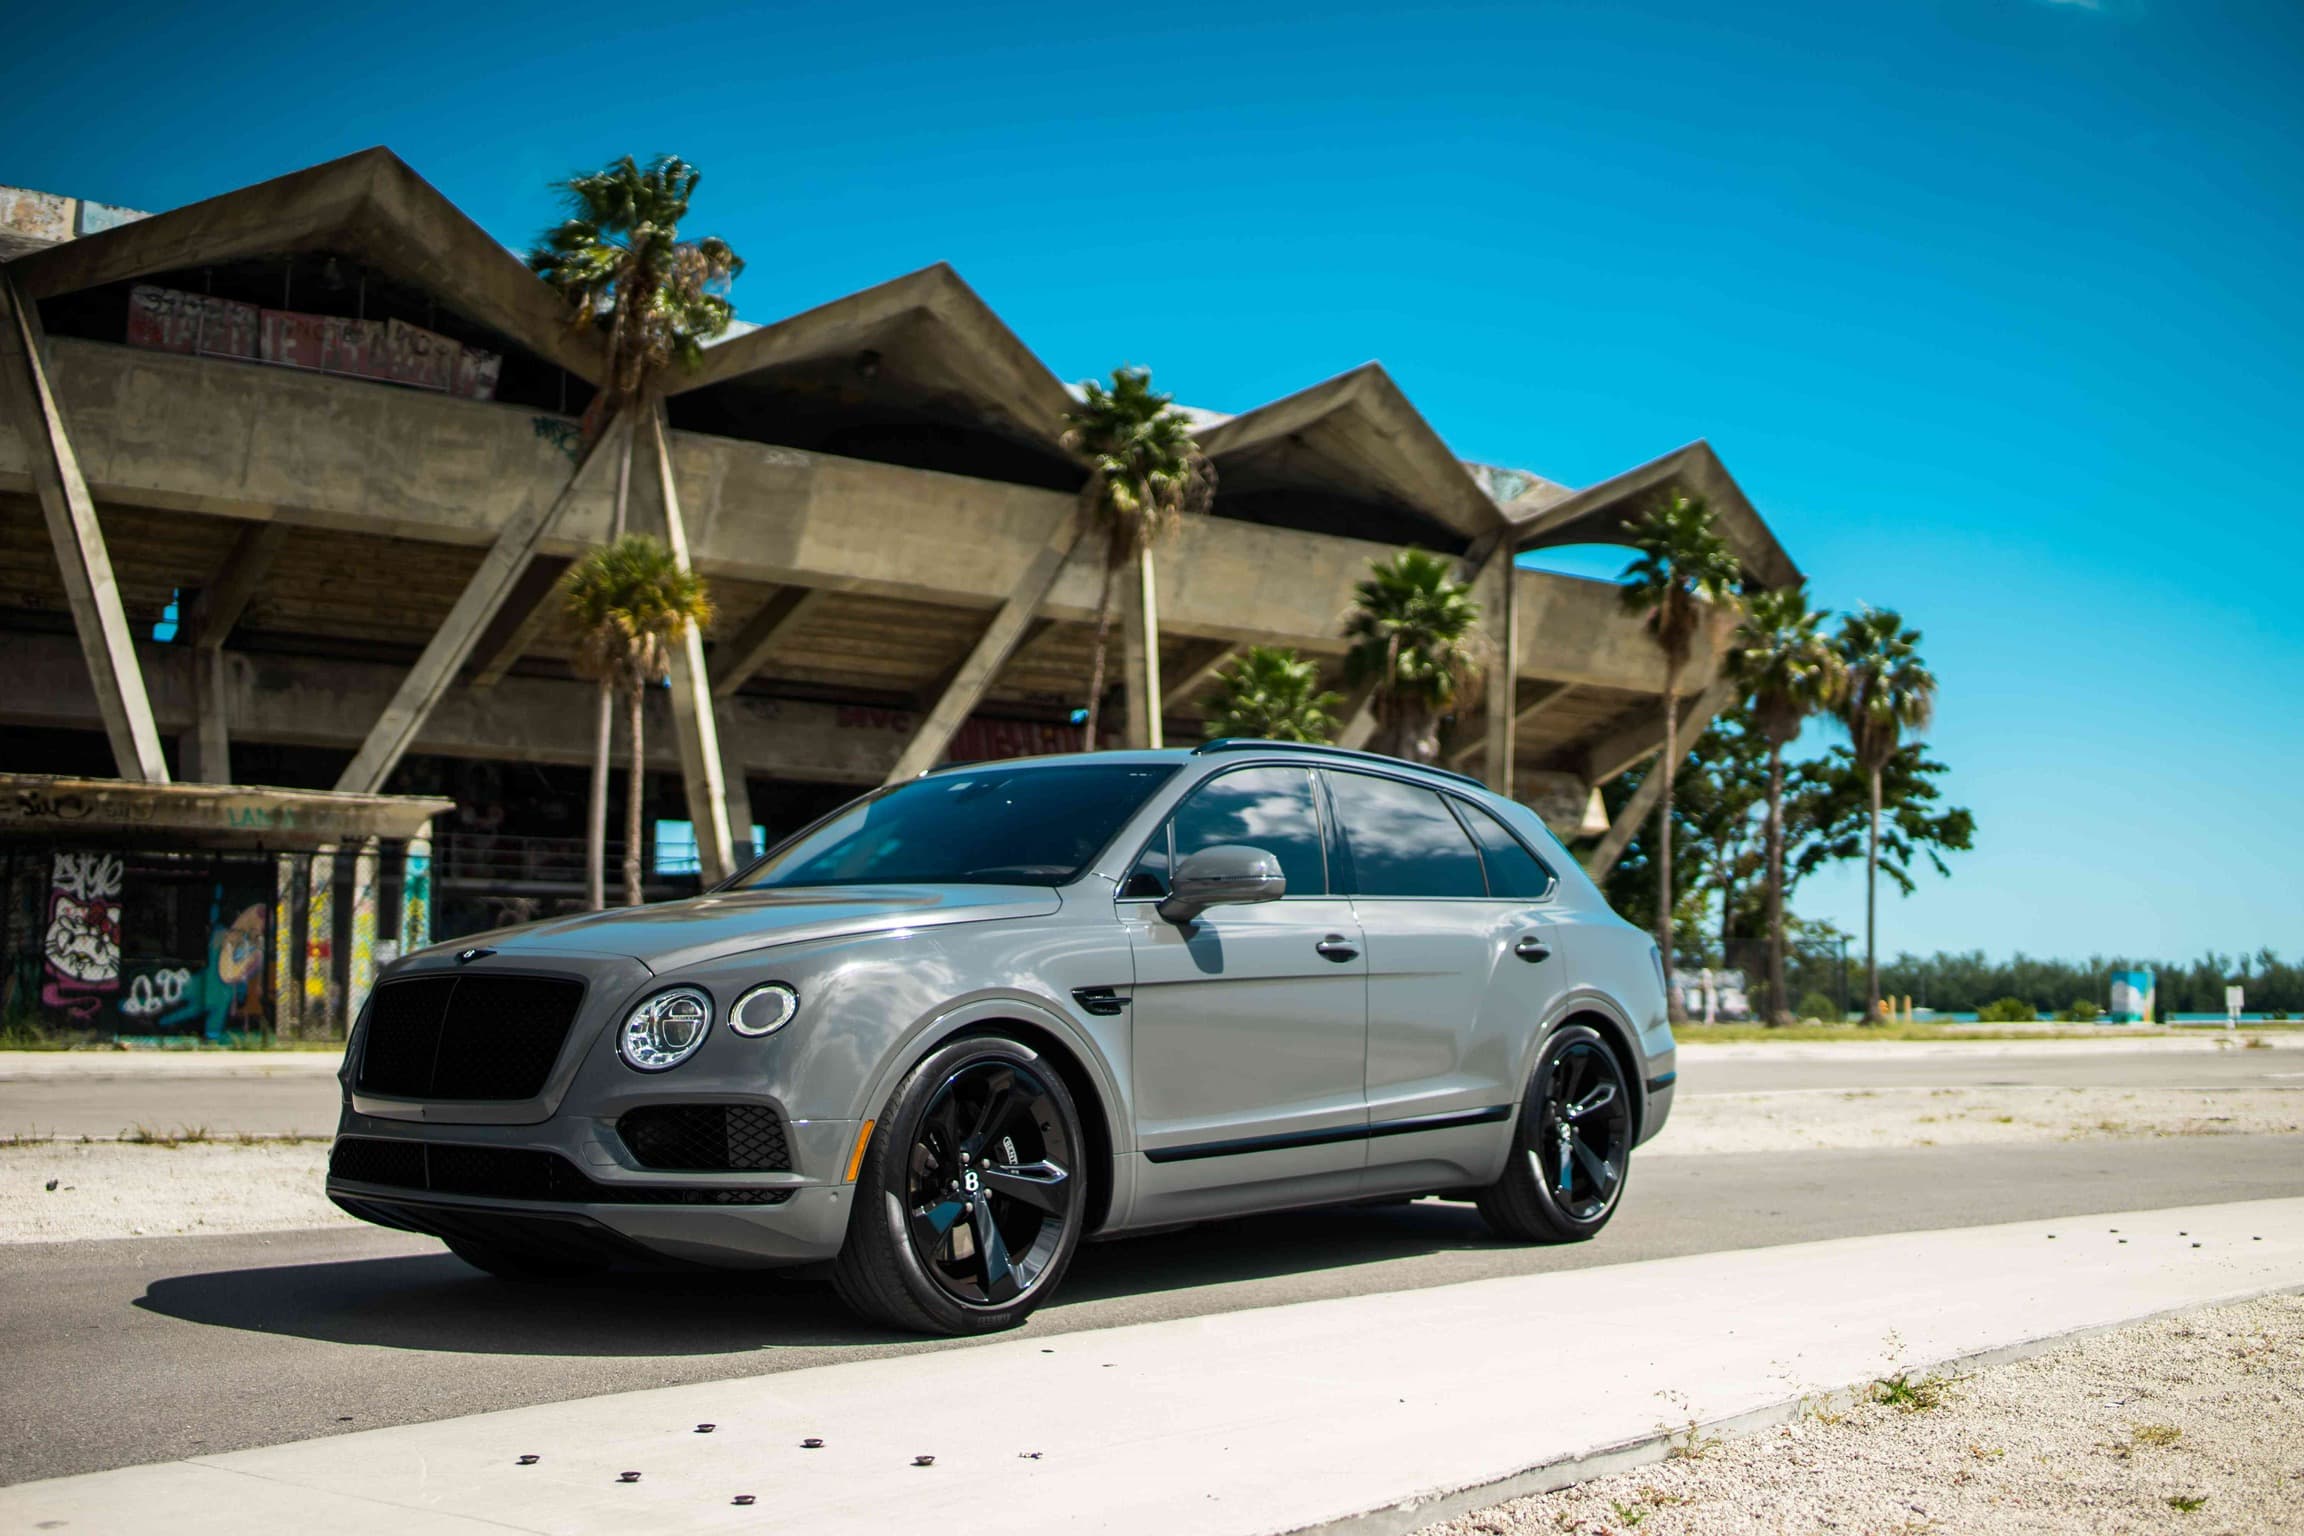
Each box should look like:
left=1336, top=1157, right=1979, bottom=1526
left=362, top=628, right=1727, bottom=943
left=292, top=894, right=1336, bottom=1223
left=963, top=1169, right=980, bottom=1194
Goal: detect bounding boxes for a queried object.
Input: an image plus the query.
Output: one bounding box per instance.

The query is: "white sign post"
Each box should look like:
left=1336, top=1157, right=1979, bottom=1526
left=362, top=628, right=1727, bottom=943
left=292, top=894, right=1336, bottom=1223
left=2225, top=985, right=2244, bottom=1030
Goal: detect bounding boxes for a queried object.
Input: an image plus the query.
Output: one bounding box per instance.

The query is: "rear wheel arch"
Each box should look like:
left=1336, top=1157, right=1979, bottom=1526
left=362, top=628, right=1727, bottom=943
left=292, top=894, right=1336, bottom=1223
left=1528, top=996, right=1647, bottom=1142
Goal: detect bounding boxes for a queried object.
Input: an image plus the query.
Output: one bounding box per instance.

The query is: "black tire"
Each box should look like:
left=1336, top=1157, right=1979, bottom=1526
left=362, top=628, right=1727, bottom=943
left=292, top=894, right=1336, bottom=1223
left=831, top=1035, right=1088, bottom=1336
left=1476, top=1023, right=1636, bottom=1243
left=442, top=1237, right=606, bottom=1282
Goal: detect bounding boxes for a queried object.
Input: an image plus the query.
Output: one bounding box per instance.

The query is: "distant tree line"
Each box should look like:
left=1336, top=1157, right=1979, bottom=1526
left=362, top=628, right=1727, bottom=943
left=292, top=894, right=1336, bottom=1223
left=1872, top=950, right=2304, bottom=1016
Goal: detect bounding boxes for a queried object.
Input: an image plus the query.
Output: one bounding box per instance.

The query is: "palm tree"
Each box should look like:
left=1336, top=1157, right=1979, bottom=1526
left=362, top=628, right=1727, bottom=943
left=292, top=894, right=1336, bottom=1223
left=1832, top=606, right=1937, bottom=1022
left=1618, top=494, right=1741, bottom=1011
left=528, top=154, right=741, bottom=908
left=561, top=536, right=714, bottom=908
left=1729, top=584, right=1844, bottom=1024
left=1344, top=549, right=1483, bottom=764
left=1060, top=368, right=1214, bottom=748
left=1202, top=646, right=1344, bottom=743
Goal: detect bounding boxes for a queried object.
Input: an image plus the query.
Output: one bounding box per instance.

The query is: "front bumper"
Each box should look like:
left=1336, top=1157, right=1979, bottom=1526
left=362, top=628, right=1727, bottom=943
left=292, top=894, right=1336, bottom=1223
left=327, top=1104, right=863, bottom=1268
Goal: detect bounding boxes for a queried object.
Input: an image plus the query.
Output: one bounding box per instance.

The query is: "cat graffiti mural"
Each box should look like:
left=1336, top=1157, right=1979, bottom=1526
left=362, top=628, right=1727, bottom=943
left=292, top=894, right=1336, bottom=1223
left=42, top=851, right=124, bottom=1020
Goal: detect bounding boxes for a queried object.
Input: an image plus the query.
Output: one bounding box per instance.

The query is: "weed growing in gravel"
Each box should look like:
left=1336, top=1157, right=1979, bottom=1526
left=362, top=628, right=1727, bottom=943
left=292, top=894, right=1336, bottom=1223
left=1665, top=1420, right=1722, bottom=1460
left=122, top=1124, right=212, bottom=1147
left=1, top=1130, right=56, bottom=1147
left=1607, top=1500, right=1647, bottom=1527
left=2168, top=1494, right=2208, bottom=1513
left=2132, top=1423, right=2183, bottom=1447
left=1871, top=1372, right=1955, bottom=1413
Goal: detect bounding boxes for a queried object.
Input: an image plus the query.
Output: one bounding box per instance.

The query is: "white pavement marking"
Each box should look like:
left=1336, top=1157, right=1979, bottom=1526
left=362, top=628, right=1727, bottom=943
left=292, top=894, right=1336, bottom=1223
left=8, top=1198, right=2304, bottom=1535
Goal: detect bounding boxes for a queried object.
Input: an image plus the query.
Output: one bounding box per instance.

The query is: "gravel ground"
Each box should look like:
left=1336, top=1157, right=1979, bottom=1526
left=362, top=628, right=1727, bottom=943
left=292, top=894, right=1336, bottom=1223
left=1418, top=1293, right=2304, bottom=1536
left=0, top=1140, right=346, bottom=1243
left=1663, top=1086, right=2303, bottom=1156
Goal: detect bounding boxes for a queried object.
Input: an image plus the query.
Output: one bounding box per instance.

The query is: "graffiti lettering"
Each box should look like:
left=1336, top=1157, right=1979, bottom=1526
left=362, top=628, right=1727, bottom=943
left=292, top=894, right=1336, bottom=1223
left=12, top=789, right=92, bottom=821
left=532, top=416, right=583, bottom=462
left=121, top=968, right=193, bottom=1018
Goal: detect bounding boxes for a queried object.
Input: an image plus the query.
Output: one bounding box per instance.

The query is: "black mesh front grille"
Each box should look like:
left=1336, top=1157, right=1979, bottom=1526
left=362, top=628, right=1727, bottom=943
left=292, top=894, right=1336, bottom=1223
left=329, top=1137, right=791, bottom=1205
left=354, top=974, right=586, bottom=1100
left=618, top=1104, right=792, bottom=1172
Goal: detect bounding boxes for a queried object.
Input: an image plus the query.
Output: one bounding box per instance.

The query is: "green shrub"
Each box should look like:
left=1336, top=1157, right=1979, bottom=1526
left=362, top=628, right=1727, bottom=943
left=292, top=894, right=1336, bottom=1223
left=1976, top=996, right=2037, bottom=1023
left=1795, top=991, right=1840, bottom=1022
left=2054, top=998, right=2102, bottom=1023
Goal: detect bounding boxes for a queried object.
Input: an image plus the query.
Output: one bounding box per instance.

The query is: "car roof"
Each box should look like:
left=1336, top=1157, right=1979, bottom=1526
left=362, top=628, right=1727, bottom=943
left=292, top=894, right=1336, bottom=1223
left=921, top=741, right=1493, bottom=796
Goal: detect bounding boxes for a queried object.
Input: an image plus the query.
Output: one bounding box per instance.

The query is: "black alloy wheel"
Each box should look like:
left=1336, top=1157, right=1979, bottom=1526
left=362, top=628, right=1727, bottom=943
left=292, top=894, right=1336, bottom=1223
left=1475, top=1023, right=1635, bottom=1243
left=833, top=1036, right=1087, bottom=1334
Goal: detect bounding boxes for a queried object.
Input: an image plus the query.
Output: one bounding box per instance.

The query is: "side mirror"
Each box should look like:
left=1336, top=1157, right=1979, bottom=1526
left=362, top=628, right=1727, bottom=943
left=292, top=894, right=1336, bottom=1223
left=1157, top=844, right=1286, bottom=925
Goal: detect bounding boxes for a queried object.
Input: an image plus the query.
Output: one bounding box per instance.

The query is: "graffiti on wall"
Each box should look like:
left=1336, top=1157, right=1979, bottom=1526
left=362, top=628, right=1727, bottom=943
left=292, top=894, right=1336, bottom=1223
left=41, top=851, right=123, bottom=1019
left=126, top=284, right=500, bottom=400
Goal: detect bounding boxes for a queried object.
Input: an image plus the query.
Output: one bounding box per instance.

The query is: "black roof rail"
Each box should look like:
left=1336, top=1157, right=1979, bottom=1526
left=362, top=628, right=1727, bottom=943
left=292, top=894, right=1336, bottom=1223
left=1193, top=738, right=1491, bottom=792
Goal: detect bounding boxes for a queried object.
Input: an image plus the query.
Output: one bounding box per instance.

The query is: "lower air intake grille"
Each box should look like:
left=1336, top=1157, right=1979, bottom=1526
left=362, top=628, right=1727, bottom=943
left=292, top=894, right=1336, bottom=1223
left=354, top=974, right=586, bottom=1101
left=618, top=1104, right=792, bottom=1172
left=329, top=1137, right=790, bottom=1205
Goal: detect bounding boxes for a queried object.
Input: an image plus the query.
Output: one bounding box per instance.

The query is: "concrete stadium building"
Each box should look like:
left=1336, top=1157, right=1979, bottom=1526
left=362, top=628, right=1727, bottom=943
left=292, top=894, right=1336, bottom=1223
left=0, top=149, right=1797, bottom=1038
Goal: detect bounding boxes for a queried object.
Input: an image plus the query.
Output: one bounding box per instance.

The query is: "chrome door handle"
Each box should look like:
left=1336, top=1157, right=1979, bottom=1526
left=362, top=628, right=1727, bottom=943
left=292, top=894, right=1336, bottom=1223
left=1315, top=935, right=1359, bottom=963
left=1514, top=936, right=1552, bottom=964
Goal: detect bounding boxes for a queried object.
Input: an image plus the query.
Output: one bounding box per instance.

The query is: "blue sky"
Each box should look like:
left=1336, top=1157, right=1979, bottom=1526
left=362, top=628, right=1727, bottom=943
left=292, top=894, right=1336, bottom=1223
left=6, top=0, right=2301, bottom=963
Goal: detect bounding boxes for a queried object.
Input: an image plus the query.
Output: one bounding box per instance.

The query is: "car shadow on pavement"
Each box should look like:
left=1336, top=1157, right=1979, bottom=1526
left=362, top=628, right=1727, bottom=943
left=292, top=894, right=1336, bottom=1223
left=132, top=1200, right=1510, bottom=1355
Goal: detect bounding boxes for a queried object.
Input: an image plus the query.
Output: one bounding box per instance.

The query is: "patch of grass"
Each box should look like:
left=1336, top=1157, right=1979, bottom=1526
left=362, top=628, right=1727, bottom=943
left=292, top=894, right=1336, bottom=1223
left=1665, top=1420, right=1722, bottom=1460
left=1608, top=1500, right=1648, bottom=1527
left=1871, top=1372, right=1955, bottom=1413
left=1, top=1130, right=56, bottom=1147
left=121, top=1124, right=211, bottom=1147
left=2131, top=1423, right=2183, bottom=1447
left=2168, top=1494, right=2208, bottom=1513
left=1802, top=1395, right=1850, bottom=1426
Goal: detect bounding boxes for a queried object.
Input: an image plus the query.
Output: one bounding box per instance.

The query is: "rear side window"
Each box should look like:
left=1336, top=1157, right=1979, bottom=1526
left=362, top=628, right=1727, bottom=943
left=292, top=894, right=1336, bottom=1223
left=1451, top=796, right=1557, bottom=900
left=1324, top=771, right=1485, bottom=899
left=1126, top=766, right=1327, bottom=898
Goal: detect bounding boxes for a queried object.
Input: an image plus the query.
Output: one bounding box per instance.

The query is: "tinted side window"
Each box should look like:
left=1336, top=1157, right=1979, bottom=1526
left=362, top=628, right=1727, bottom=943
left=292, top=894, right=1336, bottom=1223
left=1453, top=797, right=1557, bottom=900
left=1326, top=772, right=1485, bottom=899
left=1133, top=766, right=1327, bottom=899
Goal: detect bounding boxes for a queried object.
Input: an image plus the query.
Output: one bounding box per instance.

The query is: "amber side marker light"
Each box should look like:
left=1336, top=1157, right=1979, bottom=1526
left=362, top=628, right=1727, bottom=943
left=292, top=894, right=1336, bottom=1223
left=845, top=1120, right=876, bottom=1183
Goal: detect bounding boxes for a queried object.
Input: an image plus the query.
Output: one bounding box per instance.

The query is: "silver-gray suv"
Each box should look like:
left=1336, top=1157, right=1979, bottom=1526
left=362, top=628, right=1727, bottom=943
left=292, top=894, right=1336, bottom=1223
left=328, top=741, right=1676, bottom=1334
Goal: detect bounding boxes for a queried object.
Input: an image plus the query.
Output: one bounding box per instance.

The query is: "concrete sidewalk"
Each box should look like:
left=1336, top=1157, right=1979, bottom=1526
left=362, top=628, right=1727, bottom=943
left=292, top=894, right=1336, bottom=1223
left=8, top=1196, right=2302, bottom=1535
left=0, top=1050, right=342, bottom=1079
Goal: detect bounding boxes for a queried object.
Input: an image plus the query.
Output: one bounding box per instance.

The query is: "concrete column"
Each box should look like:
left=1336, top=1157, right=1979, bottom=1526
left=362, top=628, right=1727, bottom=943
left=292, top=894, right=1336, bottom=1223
left=303, top=846, right=339, bottom=1034
left=0, top=273, right=170, bottom=782
left=646, top=401, right=735, bottom=883
left=1120, top=561, right=1153, bottom=750
left=335, top=413, right=625, bottom=794
left=399, top=822, right=433, bottom=956
left=187, top=644, right=232, bottom=785
left=347, top=838, right=380, bottom=1025
left=713, top=714, right=757, bottom=863
left=1480, top=549, right=1518, bottom=794
left=883, top=502, right=1087, bottom=784
left=1138, top=546, right=1165, bottom=750
left=272, top=853, right=302, bottom=1039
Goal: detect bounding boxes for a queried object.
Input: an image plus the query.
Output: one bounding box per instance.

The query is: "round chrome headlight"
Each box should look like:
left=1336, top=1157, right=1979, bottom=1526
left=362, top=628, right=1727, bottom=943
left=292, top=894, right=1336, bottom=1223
left=729, top=982, right=799, bottom=1038
left=618, top=987, right=714, bottom=1071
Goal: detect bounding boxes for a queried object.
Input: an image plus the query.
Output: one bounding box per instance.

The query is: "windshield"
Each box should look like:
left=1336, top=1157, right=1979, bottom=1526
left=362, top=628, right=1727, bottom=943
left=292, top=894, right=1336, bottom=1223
left=730, top=762, right=1180, bottom=890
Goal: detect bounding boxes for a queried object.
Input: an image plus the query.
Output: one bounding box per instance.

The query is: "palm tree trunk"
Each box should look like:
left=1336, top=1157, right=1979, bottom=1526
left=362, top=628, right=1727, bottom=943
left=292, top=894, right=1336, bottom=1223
left=1079, top=522, right=1123, bottom=750
left=1865, top=765, right=1883, bottom=1022
left=586, top=681, right=611, bottom=910
left=1765, top=742, right=1789, bottom=1024
left=1658, top=669, right=1679, bottom=1022
left=623, top=683, right=646, bottom=908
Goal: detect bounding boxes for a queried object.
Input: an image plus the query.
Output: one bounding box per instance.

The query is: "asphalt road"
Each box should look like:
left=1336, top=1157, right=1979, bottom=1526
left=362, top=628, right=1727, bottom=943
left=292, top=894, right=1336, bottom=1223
left=6, top=1043, right=2296, bottom=1138
left=7, top=1132, right=2304, bottom=1486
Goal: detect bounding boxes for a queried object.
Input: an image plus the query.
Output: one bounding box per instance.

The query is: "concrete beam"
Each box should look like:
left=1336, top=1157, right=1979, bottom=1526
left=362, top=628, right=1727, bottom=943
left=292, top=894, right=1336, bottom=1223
left=1584, top=674, right=1740, bottom=787
left=5, top=628, right=946, bottom=785
left=466, top=555, right=572, bottom=689
left=0, top=273, right=169, bottom=782
left=1447, top=681, right=1579, bottom=770
left=1581, top=678, right=1738, bottom=881
left=333, top=413, right=626, bottom=794
left=712, top=584, right=830, bottom=699
left=646, top=400, right=735, bottom=884
left=1162, top=641, right=1241, bottom=715
left=883, top=501, right=1088, bottom=783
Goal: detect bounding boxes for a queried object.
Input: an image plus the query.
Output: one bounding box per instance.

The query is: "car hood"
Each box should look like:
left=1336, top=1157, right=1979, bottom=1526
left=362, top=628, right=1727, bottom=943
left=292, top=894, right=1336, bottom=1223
left=429, top=885, right=1063, bottom=974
